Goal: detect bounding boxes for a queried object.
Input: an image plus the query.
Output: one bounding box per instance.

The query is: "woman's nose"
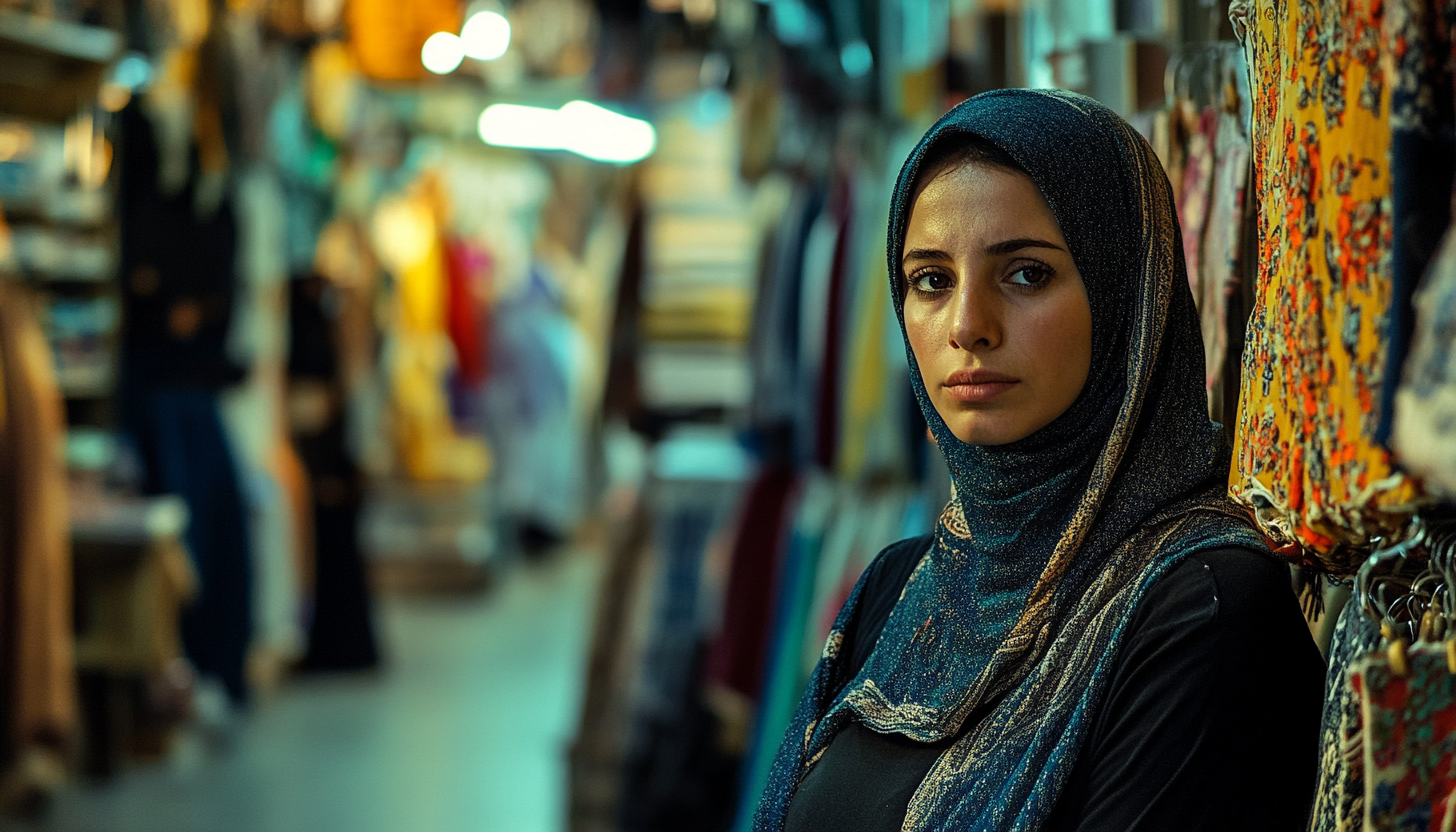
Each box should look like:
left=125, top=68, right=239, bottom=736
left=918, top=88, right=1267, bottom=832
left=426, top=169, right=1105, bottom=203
left=948, top=276, right=1001, bottom=352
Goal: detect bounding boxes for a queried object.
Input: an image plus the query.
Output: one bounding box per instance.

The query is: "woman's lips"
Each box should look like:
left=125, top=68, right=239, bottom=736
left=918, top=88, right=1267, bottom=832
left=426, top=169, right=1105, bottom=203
left=943, top=369, right=1019, bottom=403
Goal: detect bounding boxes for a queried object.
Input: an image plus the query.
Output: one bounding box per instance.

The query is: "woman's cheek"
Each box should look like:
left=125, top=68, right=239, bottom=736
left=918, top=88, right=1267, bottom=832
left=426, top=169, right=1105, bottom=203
left=1030, top=289, right=1093, bottom=402
left=904, top=303, right=941, bottom=369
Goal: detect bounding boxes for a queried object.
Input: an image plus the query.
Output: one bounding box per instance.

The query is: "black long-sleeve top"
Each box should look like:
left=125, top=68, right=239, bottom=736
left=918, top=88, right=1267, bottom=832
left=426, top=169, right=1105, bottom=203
left=783, top=535, right=1325, bottom=832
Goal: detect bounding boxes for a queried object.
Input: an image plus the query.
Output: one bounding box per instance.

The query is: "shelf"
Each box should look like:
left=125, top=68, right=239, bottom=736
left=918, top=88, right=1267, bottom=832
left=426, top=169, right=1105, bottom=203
left=71, top=492, right=188, bottom=547
left=0, top=11, right=121, bottom=122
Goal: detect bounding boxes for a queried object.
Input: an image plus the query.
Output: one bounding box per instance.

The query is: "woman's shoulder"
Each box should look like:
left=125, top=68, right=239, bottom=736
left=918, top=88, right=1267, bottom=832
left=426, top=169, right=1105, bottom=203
left=862, top=534, right=935, bottom=595
left=843, top=534, right=934, bottom=677
left=1122, top=546, right=1322, bottom=674
left=1057, top=547, right=1326, bottom=831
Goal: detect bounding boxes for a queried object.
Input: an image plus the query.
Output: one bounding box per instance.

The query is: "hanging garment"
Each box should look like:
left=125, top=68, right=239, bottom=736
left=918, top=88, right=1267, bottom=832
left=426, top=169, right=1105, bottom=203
left=1201, top=111, right=1251, bottom=421
left=371, top=179, right=490, bottom=483
left=1311, top=597, right=1385, bottom=832
left=443, top=239, right=488, bottom=388
left=1163, top=99, right=1196, bottom=207
left=812, top=179, right=854, bottom=471
left=1351, top=643, right=1456, bottom=830
left=836, top=169, right=912, bottom=481
left=1396, top=223, right=1456, bottom=493
left=1389, top=0, right=1456, bottom=487
left=1378, top=0, right=1456, bottom=447
left=798, top=491, right=867, bottom=677
left=707, top=466, right=799, bottom=701
left=618, top=485, right=743, bottom=832
left=799, top=492, right=910, bottom=680
left=0, top=283, right=75, bottom=778
left=749, top=186, right=825, bottom=436
left=222, top=167, right=308, bottom=678
left=1177, top=106, right=1218, bottom=305
left=269, top=95, right=334, bottom=280
left=754, top=88, right=1269, bottom=832
left=1233, top=0, right=1423, bottom=571
left=294, top=418, right=378, bottom=671
left=482, top=263, right=588, bottom=535
left=734, top=475, right=836, bottom=832
left=795, top=200, right=842, bottom=467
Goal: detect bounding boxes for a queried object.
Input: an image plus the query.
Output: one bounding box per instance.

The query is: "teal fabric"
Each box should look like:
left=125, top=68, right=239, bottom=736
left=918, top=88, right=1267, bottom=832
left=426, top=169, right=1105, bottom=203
left=734, top=478, right=835, bottom=832
left=753, top=89, right=1269, bottom=831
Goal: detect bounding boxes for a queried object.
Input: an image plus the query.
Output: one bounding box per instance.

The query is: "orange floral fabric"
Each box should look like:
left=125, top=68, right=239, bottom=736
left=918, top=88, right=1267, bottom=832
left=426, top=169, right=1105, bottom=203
left=1234, top=0, right=1424, bottom=573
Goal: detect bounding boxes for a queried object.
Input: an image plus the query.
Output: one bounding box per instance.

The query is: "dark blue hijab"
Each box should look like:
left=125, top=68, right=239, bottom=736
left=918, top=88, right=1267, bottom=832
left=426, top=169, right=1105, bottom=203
left=755, top=89, right=1267, bottom=830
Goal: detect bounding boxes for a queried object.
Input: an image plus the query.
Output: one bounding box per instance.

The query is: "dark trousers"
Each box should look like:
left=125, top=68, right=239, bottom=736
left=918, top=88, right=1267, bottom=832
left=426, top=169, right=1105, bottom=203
left=125, top=386, right=253, bottom=703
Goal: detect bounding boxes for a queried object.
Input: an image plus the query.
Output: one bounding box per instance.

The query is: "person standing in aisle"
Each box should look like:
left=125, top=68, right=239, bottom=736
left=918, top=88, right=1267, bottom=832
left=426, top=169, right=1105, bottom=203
left=756, top=89, right=1323, bottom=831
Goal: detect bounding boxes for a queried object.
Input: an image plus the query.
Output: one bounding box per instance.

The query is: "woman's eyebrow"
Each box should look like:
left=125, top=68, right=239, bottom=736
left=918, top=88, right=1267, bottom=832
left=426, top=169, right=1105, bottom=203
left=901, top=247, right=953, bottom=265
left=984, top=237, right=1066, bottom=256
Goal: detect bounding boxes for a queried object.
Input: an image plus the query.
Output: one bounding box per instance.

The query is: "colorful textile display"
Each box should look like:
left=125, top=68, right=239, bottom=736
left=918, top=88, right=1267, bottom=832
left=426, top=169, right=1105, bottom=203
left=1234, top=0, right=1423, bottom=571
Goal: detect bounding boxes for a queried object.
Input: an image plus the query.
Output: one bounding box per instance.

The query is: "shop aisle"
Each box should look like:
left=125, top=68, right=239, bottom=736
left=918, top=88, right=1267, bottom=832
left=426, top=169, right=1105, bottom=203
left=14, top=550, right=601, bottom=832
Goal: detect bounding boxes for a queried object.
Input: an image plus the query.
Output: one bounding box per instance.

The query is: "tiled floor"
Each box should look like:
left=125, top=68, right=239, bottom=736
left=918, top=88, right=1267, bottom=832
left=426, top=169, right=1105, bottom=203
left=15, top=551, right=600, bottom=832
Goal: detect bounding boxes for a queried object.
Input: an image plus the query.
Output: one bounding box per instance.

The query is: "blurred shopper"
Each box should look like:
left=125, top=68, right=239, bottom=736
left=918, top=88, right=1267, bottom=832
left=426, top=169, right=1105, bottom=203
left=755, top=90, right=1323, bottom=831
left=287, top=273, right=379, bottom=672
left=116, top=99, right=252, bottom=706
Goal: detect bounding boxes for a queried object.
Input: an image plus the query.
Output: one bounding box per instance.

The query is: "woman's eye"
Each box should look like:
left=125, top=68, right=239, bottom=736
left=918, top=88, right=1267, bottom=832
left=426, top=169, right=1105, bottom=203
left=1006, top=264, right=1051, bottom=288
left=911, top=271, right=953, bottom=293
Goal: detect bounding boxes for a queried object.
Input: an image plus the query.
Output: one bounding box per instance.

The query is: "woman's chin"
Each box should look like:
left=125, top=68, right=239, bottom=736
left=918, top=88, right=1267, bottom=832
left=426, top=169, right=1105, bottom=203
left=945, top=417, right=1033, bottom=447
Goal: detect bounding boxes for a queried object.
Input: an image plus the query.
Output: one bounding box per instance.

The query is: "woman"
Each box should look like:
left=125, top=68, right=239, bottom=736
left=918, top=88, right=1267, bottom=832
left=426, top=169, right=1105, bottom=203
left=755, top=90, right=1324, bottom=831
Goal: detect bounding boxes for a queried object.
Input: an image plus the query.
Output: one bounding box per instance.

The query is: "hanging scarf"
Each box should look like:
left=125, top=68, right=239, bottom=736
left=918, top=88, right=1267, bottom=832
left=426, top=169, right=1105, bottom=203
left=754, top=89, right=1269, bottom=831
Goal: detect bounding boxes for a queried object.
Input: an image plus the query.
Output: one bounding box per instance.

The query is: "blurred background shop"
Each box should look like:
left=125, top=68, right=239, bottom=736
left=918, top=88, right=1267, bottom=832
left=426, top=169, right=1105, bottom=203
left=1, top=0, right=1455, bottom=830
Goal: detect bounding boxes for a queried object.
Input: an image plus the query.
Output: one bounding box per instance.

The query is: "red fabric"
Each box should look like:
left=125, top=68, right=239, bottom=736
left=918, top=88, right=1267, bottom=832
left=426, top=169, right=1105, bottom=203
left=706, top=467, right=798, bottom=698
left=443, top=239, right=487, bottom=385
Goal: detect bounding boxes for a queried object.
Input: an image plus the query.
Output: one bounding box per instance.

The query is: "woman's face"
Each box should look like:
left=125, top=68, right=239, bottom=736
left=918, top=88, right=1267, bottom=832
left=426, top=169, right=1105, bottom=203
left=902, top=161, right=1093, bottom=446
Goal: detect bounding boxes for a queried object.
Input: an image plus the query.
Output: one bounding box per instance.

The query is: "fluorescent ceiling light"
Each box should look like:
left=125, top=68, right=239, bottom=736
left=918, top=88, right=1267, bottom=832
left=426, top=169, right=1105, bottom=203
left=421, top=31, right=465, bottom=74
left=478, top=100, right=656, bottom=164
left=461, top=11, right=511, bottom=61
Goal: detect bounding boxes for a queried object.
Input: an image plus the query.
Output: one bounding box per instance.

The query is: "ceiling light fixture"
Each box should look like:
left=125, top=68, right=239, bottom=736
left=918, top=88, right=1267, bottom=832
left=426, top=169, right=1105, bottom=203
left=477, top=100, right=657, bottom=164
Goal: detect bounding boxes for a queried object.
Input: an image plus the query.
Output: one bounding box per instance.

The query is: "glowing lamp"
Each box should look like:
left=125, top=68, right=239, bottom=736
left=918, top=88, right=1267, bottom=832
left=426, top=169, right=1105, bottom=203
left=421, top=31, right=465, bottom=75
left=461, top=11, right=511, bottom=61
